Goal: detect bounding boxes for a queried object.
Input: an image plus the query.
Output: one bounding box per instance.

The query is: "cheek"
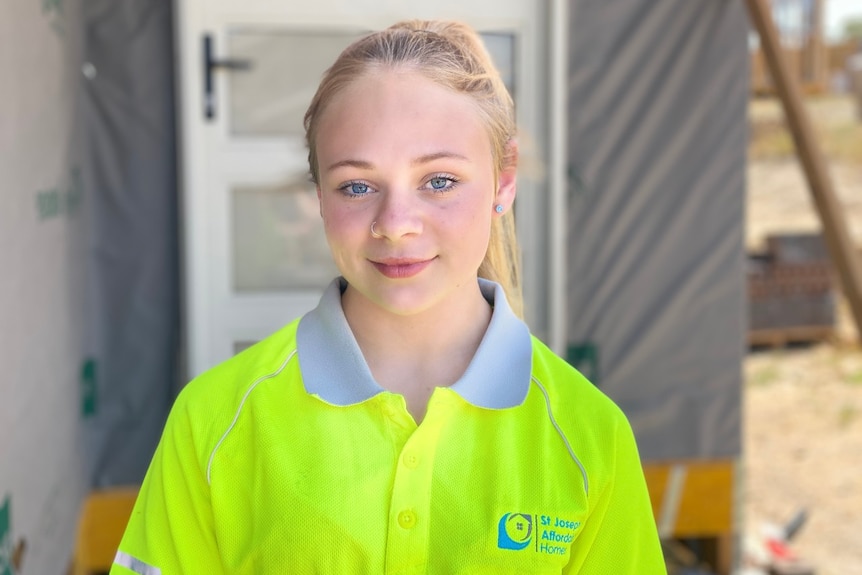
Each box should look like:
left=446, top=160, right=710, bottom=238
left=320, top=204, right=362, bottom=248
left=447, top=198, right=493, bottom=256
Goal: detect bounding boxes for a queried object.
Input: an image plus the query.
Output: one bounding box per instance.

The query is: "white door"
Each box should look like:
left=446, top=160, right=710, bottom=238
left=177, top=0, right=554, bottom=378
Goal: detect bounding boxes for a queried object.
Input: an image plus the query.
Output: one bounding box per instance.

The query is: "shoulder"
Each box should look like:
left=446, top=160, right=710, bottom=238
left=529, top=335, right=628, bottom=427
left=528, top=336, right=637, bottom=480
left=181, top=318, right=301, bottom=407
left=165, top=319, right=303, bottom=465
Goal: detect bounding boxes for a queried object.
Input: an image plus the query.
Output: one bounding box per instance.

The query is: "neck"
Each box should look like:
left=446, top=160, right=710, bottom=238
left=341, top=280, right=492, bottom=421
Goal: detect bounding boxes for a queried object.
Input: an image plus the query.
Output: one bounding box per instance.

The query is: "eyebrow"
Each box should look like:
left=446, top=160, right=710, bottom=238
left=324, top=152, right=470, bottom=174
left=410, top=151, right=470, bottom=166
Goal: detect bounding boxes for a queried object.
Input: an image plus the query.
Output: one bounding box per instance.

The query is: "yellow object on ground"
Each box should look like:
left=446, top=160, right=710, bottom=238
left=72, top=487, right=139, bottom=575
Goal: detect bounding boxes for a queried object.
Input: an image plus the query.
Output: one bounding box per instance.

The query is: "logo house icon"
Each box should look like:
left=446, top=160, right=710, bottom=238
left=497, top=513, right=533, bottom=550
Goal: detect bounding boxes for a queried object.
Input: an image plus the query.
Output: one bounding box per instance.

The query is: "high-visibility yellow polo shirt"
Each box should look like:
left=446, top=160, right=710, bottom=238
left=111, top=279, right=665, bottom=574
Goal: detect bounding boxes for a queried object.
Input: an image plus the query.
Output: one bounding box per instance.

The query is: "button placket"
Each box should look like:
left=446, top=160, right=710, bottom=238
left=384, top=393, right=452, bottom=575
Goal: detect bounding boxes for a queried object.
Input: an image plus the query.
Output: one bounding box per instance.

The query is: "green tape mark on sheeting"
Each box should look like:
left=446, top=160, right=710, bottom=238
left=36, top=166, right=82, bottom=221
left=0, top=495, right=11, bottom=575
left=42, top=0, right=62, bottom=14
left=567, top=342, right=600, bottom=386
left=42, top=0, right=65, bottom=37
left=81, top=358, right=98, bottom=417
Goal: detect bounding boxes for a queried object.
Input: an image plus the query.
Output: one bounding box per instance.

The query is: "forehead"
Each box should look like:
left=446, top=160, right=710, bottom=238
left=315, top=69, right=493, bottom=167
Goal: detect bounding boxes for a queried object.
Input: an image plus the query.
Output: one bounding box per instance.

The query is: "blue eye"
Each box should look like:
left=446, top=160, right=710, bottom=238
left=427, top=175, right=458, bottom=191
left=349, top=182, right=369, bottom=195
left=430, top=177, right=448, bottom=190
left=339, top=181, right=372, bottom=196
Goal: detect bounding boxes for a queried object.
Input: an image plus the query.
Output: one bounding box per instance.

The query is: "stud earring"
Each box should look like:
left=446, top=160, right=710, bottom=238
left=495, top=204, right=504, bottom=214
left=371, top=221, right=383, bottom=238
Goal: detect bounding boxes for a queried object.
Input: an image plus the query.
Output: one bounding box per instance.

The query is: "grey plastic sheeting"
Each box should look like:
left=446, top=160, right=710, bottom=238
left=566, top=0, right=748, bottom=461
left=81, top=0, right=179, bottom=486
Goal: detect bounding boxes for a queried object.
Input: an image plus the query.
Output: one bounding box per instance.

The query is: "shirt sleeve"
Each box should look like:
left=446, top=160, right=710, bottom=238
left=110, top=393, right=225, bottom=575
left=564, top=415, right=667, bottom=574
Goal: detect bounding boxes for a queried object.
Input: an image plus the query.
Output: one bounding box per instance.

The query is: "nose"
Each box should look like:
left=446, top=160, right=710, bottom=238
left=371, top=187, right=423, bottom=240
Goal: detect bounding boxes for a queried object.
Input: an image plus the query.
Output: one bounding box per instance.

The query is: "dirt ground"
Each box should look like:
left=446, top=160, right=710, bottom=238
left=745, top=94, right=862, bottom=575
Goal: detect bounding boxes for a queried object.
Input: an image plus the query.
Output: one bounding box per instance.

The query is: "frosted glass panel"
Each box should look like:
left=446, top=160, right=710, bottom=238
left=227, top=30, right=363, bottom=137
left=232, top=178, right=338, bottom=291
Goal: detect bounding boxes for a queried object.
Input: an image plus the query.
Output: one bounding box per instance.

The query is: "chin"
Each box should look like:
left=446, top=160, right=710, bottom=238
left=349, top=279, right=445, bottom=317
left=373, top=287, right=443, bottom=317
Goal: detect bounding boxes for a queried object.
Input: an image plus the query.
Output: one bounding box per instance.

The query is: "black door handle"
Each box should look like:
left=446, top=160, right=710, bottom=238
left=203, top=33, right=252, bottom=120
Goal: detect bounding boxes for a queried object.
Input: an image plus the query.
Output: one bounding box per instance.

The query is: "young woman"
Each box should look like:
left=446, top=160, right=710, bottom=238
left=111, top=20, right=666, bottom=575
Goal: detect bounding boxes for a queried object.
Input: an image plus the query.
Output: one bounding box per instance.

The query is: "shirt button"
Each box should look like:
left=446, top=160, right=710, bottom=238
left=398, top=510, right=417, bottom=529
left=402, top=452, right=420, bottom=469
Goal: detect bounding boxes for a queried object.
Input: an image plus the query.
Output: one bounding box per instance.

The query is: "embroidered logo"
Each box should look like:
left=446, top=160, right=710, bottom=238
left=497, top=513, right=533, bottom=550
left=497, top=513, right=581, bottom=555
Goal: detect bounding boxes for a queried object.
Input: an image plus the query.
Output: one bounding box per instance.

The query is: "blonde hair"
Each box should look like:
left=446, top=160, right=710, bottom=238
left=304, top=20, right=523, bottom=317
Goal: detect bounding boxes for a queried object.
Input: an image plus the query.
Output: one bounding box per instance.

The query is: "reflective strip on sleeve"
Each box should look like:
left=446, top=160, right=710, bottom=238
left=114, top=551, right=162, bottom=575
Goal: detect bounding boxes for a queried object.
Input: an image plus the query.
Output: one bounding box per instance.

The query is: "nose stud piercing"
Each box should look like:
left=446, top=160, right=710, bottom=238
left=371, top=221, right=383, bottom=238
left=495, top=204, right=504, bottom=214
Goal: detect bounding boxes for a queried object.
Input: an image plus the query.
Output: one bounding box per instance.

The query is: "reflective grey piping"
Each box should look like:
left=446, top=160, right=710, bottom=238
left=206, top=350, right=297, bottom=484
left=114, top=551, right=162, bottom=575
left=532, top=377, right=590, bottom=496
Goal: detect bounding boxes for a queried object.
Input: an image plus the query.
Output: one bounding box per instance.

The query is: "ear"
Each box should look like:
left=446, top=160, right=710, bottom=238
left=494, top=139, right=518, bottom=214
left=316, top=186, right=323, bottom=218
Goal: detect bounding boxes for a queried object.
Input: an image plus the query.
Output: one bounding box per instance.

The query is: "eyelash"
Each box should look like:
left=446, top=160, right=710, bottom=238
left=336, top=174, right=460, bottom=198
left=425, top=174, right=460, bottom=193
left=338, top=180, right=374, bottom=198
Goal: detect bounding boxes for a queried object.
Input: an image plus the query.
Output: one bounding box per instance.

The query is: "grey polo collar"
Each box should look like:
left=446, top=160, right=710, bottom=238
left=296, top=277, right=533, bottom=409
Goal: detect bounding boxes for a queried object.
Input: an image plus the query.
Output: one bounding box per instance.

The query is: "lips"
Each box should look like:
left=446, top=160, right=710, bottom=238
left=370, top=257, right=435, bottom=279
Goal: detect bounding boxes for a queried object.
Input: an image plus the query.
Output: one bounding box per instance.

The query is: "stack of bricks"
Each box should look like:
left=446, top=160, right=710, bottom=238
left=748, top=234, right=835, bottom=347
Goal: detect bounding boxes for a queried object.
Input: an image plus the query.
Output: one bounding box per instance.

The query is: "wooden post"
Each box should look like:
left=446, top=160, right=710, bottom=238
left=746, top=0, right=862, bottom=342
left=810, top=0, right=826, bottom=90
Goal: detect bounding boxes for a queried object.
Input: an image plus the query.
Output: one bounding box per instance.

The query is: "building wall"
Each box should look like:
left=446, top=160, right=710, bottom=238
left=0, top=0, right=88, bottom=573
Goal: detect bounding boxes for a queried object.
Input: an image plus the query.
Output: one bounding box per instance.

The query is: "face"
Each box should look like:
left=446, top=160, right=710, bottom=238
left=314, top=69, right=516, bottom=318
